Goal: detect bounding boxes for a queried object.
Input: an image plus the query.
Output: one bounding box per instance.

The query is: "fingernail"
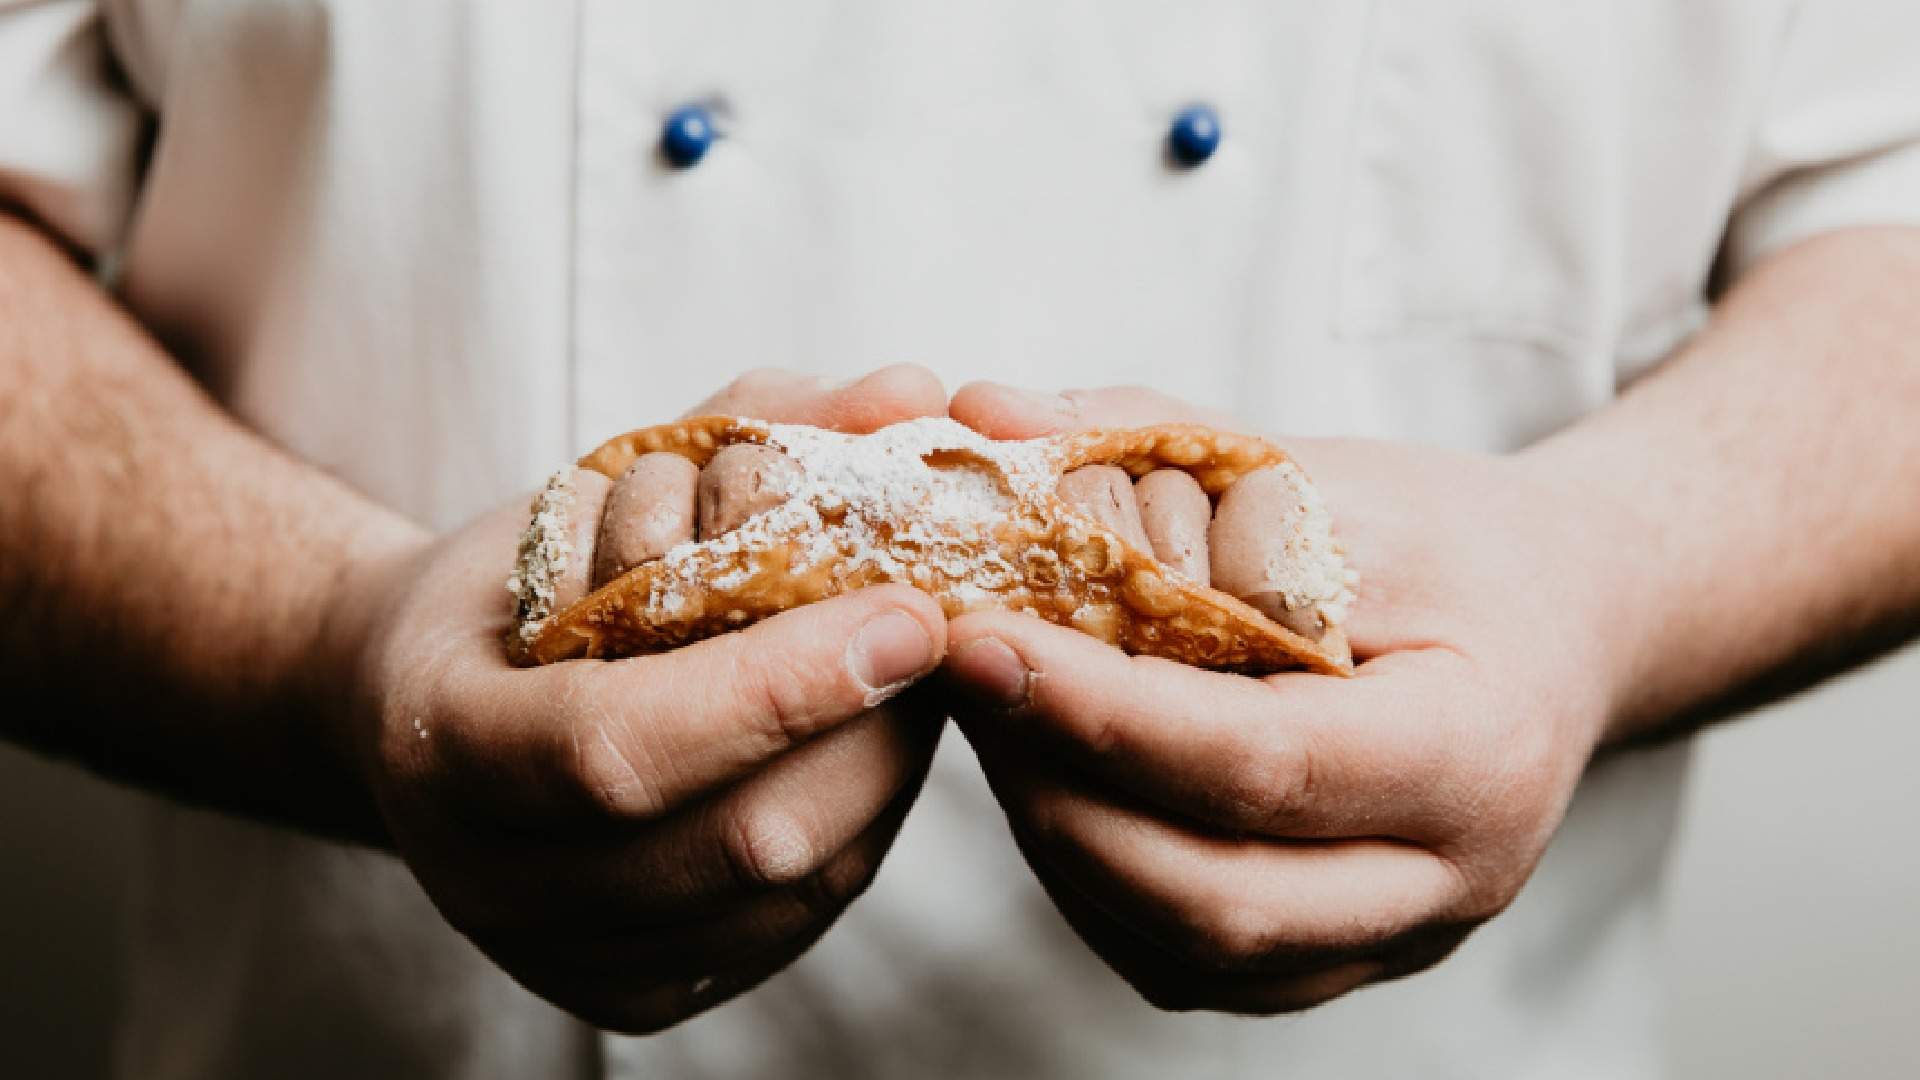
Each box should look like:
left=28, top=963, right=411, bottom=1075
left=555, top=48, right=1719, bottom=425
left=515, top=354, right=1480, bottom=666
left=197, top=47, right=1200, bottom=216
left=848, top=610, right=936, bottom=700
left=1003, top=386, right=1079, bottom=425
left=948, top=637, right=1031, bottom=708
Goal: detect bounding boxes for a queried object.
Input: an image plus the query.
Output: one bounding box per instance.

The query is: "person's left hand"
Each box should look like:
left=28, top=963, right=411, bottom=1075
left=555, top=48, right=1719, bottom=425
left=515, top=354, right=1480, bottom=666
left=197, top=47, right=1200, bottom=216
left=938, top=382, right=1638, bottom=1013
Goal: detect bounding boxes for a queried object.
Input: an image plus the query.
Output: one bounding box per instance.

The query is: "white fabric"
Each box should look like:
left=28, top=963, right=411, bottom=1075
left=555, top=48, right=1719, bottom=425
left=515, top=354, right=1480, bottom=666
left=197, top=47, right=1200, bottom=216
left=5, top=1, right=1920, bottom=1077
left=0, top=0, right=141, bottom=248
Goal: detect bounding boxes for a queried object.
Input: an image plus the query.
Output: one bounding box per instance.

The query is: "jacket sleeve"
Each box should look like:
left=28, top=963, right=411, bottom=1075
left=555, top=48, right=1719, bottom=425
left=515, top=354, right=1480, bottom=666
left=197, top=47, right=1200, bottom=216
left=1721, top=0, right=1920, bottom=279
left=0, top=0, right=147, bottom=255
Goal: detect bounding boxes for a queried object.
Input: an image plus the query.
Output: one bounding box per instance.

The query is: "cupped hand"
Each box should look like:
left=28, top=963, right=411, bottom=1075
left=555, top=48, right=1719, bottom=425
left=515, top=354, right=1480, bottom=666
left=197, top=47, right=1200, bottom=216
left=937, top=381, right=1633, bottom=1013
left=328, top=366, right=952, bottom=1032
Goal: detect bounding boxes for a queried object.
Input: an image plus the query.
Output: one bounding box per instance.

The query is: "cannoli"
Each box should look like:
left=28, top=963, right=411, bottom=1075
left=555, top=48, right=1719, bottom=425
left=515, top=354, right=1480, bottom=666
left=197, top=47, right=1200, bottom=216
left=506, top=416, right=1357, bottom=676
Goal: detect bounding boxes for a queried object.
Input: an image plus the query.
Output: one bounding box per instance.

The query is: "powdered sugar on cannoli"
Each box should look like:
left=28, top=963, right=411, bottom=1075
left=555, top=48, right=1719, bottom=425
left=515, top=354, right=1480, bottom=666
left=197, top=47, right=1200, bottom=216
left=508, top=414, right=1359, bottom=676
left=643, top=417, right=1060, bottom=618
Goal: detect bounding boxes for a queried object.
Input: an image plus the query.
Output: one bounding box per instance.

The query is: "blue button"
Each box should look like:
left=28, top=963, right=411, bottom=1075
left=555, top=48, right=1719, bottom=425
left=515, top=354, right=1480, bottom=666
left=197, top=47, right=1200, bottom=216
left=1167, top=104, right=1221, bottom=167
left=660, top=104, right=716, bottom=168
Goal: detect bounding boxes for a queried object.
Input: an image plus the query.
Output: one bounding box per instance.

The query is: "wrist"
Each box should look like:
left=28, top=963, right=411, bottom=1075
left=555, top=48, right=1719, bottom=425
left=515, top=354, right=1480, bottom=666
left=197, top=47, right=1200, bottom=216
left=292, top=508, right=433, bottom=845
left=1506, top=438, right=1676, bottom=748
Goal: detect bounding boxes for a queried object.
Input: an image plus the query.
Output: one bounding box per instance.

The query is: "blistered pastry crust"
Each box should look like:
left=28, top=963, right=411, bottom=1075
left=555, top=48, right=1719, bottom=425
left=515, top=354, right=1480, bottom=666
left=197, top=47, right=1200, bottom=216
left=509, top=416, right=1354, bottom=676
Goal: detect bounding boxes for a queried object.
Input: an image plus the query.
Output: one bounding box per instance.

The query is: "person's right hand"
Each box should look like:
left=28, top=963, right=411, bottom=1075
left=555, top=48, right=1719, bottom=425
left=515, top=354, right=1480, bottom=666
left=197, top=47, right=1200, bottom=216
left=326, top=366, right=951, bottom=1033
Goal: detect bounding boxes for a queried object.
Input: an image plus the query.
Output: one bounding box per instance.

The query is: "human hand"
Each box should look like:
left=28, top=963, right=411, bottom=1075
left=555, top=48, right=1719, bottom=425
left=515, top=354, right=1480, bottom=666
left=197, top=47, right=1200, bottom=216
left=326, top=366, right=952, bottom=1032
left=938, top=381, right=1632, bottom=1013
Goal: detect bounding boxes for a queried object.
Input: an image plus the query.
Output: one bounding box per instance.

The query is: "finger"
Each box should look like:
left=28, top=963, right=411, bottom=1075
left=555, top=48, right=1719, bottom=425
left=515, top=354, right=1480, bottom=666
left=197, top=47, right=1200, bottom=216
left=487, top=772, right=920, bottom=970
left=1042, top=857, right=1464, bottom=1015
left=948, top=381, right=1239, bottom=440
left=943, top=609, right=1487, bottom=842
left=439, top=583, right=945, bottom=822
left=692, top=364, right=948, bottom=433
left=519, top=966, right=769, bottom=1036
left=627, top=700, right=942, bottom=909
left=1008, top=815, right=1390, bottom=1015
left=506, top=945, right=785, bottom=1037
left=969, top=727, right=1466, bottom=975
left=468, top=703, right=941, bottom=929
left=495, top=789, right=918, bottom=1035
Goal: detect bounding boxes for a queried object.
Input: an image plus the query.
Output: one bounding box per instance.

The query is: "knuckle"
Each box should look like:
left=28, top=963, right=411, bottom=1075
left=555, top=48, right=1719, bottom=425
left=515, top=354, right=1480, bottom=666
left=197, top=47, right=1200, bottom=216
left=1427, top=845, right=1517, bottom=927
left=1181, top=902, right=1277, bottom=973
left=1455, top=865, right=1524, bottom=925
left=564, top=693, right=668, bottom=819
left=1220, top=737, right=1312, bottom=829
left=1017, top=785, right=1081, bottom=855
left=573, top=735, right=664, bottom=820
left=1382, top=924, right=1473, bottom=980
left=722, top=800, right=820, bottom=891
left=735, top=645, right=840, bottom=755
left=798, top=847, right=880, bottom=915
left=1076, top=710, right=1124, bottom=758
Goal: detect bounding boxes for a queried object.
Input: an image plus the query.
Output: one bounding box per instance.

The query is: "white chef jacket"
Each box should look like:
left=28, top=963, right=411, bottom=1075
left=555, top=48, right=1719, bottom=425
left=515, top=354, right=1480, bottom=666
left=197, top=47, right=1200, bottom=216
left=6, top=2, right=1920, bottom=1077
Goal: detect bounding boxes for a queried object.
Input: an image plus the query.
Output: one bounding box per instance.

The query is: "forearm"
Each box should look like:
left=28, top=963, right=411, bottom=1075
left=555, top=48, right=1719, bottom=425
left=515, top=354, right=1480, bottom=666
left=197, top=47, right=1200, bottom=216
left=1523, top=227, right=1920, bottom=743
left=0, top=215, right=426, bottom=841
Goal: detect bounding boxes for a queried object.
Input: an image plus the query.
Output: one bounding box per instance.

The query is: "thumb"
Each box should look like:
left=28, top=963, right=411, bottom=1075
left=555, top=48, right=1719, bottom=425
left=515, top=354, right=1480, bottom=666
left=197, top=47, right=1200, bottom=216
left=691, top=364, right=948, bottom=433
left=947, top=382, right=1239, bottom=439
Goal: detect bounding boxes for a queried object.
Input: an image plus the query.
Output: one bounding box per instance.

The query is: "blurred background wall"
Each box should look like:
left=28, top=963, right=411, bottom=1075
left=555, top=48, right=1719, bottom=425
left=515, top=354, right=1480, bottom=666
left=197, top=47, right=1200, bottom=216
left=4, top=646, right=1917, bottom=1078
left=1664, top=644, right=1920, bottom=1077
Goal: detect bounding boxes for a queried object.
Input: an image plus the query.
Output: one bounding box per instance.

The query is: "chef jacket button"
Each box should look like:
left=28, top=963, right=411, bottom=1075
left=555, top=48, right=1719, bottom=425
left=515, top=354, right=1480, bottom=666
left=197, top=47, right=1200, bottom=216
left=660, top=104, right=716, bottom=168
left=1166, top=104, right=1222, bottom=167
